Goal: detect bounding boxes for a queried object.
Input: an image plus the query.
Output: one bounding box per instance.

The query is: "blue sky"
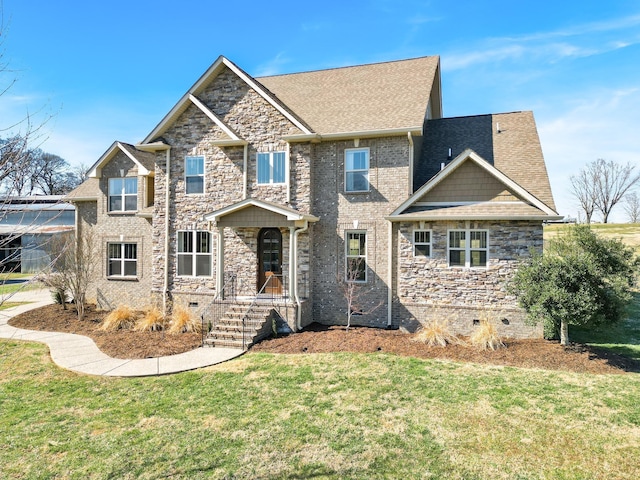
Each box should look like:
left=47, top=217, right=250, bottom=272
left=2, top=0, right=639, bottom=221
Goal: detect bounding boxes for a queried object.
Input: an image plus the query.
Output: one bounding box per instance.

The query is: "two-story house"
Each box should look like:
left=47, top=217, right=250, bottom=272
left=66, top=55, right=560, bottom=348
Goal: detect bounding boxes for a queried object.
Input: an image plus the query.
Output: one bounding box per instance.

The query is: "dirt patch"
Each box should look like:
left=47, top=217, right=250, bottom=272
left=8, top=305, right=640, bottom=374
left=9, top=304, right=201, bottom=359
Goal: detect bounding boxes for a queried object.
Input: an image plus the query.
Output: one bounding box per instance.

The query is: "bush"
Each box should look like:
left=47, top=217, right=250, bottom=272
left=470, top=315, right=505, bottom=351
left=100, top=305, right=137, bottom=331
left=412, top=317, right=459, bottom=347
left=168, top=305, right=201, bottom=334
left=134, top=306, right=166, bottom=332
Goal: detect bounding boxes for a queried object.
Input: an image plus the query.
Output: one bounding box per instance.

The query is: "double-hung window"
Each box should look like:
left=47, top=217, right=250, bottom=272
left=185, top=156, right=205, bottom=194
left=448, top=229, right=488, bottom=268
left=257, top=151, right=286, bottom=184
left=345, top=148, right=369, bottom=192
left=345, top=231, right=367, bottom=282
left=177, top=231, right=212, bottom=277
left=108, top=177, right=137, bottom=212
left=413, top=230, right=432, bottom=257
left=108, top=243, right=137, bottom=277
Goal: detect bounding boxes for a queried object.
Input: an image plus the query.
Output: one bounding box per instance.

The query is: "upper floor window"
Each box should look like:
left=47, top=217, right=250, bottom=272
left=185, top=156, right=204, bottom=194
left=108, top=243, right=137, bottom=277
left=257, top=151, right=286, bottom=184
left=345, top=148, right=369, bottom=192
left=177, top=230, right=212, bottom=277
left=448, top=229, right=488, bottom=268
left=413, top=230, right=432, bottom=257
left=108, top=177, right=137, bottom=212
left=346, top=230, right=367, bottom=282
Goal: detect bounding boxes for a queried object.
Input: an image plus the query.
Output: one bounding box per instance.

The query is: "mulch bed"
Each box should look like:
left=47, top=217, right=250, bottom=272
left=9, top=304, right=640, bottom=374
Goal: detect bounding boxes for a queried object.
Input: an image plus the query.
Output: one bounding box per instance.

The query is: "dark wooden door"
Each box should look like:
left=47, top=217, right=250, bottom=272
left=258, top=228, right=282, bottom=294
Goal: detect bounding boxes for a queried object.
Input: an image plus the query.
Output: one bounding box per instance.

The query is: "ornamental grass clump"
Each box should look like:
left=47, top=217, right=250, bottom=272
left=100, top=304, right=137, bottom=331
left=412, top=317, right=459, bottom=347
left=168, top=305, right=201, bottom=334
left=135, top=306, right=166, bottom=332
left=470, top=317, right=506, bottom=351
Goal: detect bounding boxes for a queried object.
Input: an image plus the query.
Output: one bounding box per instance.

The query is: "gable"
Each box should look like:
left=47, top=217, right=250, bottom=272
left=390, top=149, right=561, bottom=220
left=142, top=57, right=312, bottom=145
left=419, top=160, right=520, bottom=203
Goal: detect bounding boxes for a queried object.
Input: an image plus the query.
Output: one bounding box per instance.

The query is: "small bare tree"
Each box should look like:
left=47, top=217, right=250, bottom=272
left=338, top=258, right=383, bottom=331
left=43, top=228, right=98, bottom=320
left=624, top=192, right=640, bottom=224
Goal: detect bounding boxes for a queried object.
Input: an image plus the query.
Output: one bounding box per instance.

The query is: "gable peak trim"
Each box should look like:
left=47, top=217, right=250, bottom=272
left=88, top=142, right=151, bottom=179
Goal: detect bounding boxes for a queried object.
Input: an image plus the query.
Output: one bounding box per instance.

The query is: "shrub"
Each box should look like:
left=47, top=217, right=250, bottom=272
left=135, top=306, right=166, bottom=332
left=100, top=305, right=137, bottom=331
left=412, top=317, right=459, bottom=347
left=168, top=305, right=201, bottom=334
left=470, top=317, right=505, bottom=351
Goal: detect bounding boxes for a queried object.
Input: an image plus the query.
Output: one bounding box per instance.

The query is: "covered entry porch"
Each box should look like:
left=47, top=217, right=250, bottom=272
left=202, top=198, right=318, bottom=343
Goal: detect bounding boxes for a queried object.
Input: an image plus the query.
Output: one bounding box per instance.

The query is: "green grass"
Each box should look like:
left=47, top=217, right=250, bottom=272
left=0, top=301, right=30, bottom=311
left=1, top=341, right=640, bottom=479
left=0, top=279, right=42, bottom=296
left=571, top=291, right=640, bottom=361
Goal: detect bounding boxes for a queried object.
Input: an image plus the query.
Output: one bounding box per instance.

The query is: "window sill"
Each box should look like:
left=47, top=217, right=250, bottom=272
left=344, top=190, right=370, bottom=195
left=107, top=276, right=139, bottom=282
left=107, top=211, right=138, bottom=216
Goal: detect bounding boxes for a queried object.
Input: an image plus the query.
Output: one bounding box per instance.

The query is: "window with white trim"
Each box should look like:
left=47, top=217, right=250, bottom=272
left=345, top=231, right=367, bottom=282
left=413, top=230, right=432, bottom=257
left=108, top=243, right=137, bottom=277
left=345, top=148, right=369, bottom=192
left=185, top=156, right=204, bottom=194
left=108, top=177, right=137, bottom=212
left=177, top=231, right=212, bottom=277
left=257, top=151, right=286, bottom=184
left=448, top=229, right=488, bottom=268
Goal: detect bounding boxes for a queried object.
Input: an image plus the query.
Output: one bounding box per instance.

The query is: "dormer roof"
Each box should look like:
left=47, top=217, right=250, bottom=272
left=87, top=141, right=155, bottom=179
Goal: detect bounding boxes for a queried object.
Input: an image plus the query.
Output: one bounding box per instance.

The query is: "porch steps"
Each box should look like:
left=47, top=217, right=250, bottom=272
left=203, top=303, right=275, bottom=349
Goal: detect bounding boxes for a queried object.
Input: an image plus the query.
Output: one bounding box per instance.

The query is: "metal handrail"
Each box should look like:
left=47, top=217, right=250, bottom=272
left=241, top=273, right=289, bottom=349
left=201, top=273, right=237, bottom=346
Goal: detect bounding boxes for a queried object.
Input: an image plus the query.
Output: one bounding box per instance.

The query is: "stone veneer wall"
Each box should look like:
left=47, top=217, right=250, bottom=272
left=311, top=136, right=412, bottom=328
left=77, top=152, right=154, bottom=310
left=394, top=220, right=544, bottom=338
left=150, top=66, right=312, bottom=308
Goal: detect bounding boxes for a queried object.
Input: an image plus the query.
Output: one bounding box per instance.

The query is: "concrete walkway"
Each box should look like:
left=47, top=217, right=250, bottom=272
left=0, top=288, right=243, bottom=377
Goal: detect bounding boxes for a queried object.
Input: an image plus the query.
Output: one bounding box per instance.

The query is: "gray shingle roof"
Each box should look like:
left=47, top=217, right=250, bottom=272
left=258, top=56, right=440, bottom=134
left=415, top=111, right=556, bottom=211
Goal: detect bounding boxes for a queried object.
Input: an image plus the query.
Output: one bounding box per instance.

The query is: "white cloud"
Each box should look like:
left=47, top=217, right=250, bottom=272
left=254, top=53, right=292, bottom=77
left=538, top=88, right=640, bottom=222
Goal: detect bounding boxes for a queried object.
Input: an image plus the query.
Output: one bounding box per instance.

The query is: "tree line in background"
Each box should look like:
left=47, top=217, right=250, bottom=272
left=570, top=158, right=640, bottom=223
left=0, top=135, right=85, bottom=196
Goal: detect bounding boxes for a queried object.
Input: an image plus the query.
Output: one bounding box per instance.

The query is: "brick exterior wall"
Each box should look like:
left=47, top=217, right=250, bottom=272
left=311, top=136, right=411, bottom=328
left=76, top=151, right=153, bottom=310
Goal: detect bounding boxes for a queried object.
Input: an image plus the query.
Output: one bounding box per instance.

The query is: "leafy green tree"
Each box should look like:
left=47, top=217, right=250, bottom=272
left=509, top=225, right=638, bottom=345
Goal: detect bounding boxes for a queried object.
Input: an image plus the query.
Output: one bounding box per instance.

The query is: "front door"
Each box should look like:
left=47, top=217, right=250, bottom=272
left=258, top=228, right=282, bottom=295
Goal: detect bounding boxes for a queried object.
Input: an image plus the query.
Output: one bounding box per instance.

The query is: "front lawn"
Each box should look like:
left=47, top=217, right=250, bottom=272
left=1, top=340, right=639, bottom=479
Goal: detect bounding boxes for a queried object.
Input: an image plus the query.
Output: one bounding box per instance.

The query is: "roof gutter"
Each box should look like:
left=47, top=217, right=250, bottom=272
left=283, top=127, right=422, bottom=143
left=385, top=214, right=565, bottom=222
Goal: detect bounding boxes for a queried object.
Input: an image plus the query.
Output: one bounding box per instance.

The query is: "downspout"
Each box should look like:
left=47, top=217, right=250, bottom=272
left=387, top=220, right=393, bottom=327
left=407, top=131, right=414, bottom=196
left=163, top=147, right=171, bottom=316
left=292, top=221, right=309, bottom=330
left=243, top=144, right=248, bottom=199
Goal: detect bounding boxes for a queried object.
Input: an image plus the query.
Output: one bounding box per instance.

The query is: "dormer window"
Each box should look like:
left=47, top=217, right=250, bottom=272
left=108, top=177, right=137, bottom=212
